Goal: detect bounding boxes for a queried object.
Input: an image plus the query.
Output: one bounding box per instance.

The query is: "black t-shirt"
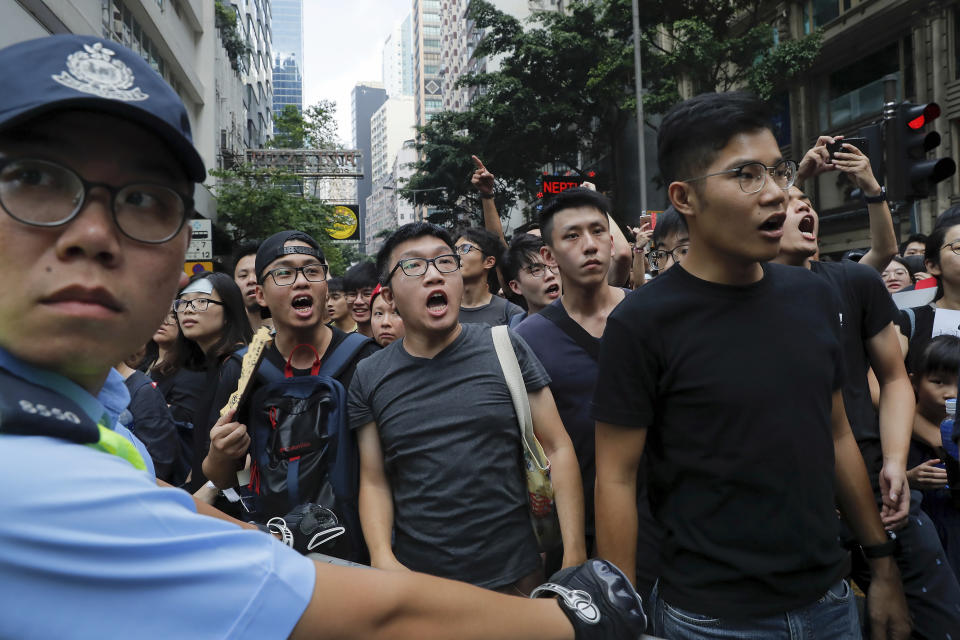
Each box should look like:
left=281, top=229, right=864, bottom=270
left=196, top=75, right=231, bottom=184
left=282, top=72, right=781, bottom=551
left=809, top=260, right=898, bottom=487
left=153, top=367, right=206, bottom=428
left=591, top=262, right=847, bottom=618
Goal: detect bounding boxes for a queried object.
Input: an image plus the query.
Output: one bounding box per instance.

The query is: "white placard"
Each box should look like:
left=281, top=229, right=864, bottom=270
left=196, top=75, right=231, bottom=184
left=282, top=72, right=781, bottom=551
left=932, top=308, right=960, bottom=338
left=186, top=219, right=213, bottom=260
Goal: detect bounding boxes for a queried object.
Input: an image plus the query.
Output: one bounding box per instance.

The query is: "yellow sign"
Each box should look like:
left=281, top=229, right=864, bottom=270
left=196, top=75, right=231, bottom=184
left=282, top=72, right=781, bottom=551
left=327, top=205, right=359, bottom=240
left=184, top=261, right=213, bottom=276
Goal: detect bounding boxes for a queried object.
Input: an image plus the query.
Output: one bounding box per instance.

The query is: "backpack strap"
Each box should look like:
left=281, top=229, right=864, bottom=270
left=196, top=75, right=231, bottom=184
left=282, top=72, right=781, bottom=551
left=123, top=371, right=156, bottom=398
left=318, top=332, right=373, bottom=379
left=538, top=302, right=600, bottom=362
left=905, top=307, right=916, bottom=341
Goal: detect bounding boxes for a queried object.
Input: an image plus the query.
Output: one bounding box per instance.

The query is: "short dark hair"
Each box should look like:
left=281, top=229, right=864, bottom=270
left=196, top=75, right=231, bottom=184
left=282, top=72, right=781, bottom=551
left=935, top=205, right=960, bottom=231
left=343, top=262, right=379, bottom=293
left=178, top=272, right=252, bottom=364
left=538, top=187, right=611, bottom=246
left=917, top=334, right=960, bottom=379
left=658, top=91, right=774, bottom=186
left=327, top=276, right=345, bottom=294
left=652, top=205, right=687, bottom=246
left=456, top=226, right=504, bottom=260
left=376, top=222, right=456, bottom=283
left=899, top=233, right=927, bottom=255
left=501, top=233, right=544, bottom=283
left=512, top=220, right=540, bottom=236
left=231, top=241, right=260, bottom=276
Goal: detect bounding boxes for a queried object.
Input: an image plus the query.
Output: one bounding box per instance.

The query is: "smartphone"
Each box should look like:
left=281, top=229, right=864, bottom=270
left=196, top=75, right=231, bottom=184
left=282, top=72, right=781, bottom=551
left=827, top=137, right=869, bottom=159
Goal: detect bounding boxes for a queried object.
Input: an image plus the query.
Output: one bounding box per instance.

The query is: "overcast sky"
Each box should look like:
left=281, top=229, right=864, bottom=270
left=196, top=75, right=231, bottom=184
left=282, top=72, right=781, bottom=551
left=302, top=0, right=412, bottom=146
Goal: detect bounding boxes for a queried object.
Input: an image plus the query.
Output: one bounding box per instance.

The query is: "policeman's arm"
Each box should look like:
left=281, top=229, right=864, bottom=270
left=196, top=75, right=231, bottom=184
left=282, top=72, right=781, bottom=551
left=529, top=386, right=587, bottom=567
left=594, top=421, right=647, bottom=586
left=290, top=561, right=575, bottom=640
left=357, top=420, right=405, bottom=571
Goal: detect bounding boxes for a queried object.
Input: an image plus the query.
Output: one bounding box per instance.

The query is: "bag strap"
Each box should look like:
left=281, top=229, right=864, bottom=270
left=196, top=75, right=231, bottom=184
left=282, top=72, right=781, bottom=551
left=538, top=303, right=600, bottom=361
left=317, top=332, right=372, bottom=379
left=491, top=326, right=548, bottom=472
left=285, top=343, right=322, bottom=377
left=905, top=307, right=916, bottom=341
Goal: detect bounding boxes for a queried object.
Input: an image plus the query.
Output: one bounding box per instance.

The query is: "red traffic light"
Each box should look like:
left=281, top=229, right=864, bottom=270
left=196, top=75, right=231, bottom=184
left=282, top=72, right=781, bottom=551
left=587, top=170, right=596, bottom=178
left=907, top=103, right=941, bottom=129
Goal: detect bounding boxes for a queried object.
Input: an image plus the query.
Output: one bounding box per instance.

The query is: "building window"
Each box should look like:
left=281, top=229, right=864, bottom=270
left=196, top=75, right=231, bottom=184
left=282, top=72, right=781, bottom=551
left=825, top=40, right=910, bottom=129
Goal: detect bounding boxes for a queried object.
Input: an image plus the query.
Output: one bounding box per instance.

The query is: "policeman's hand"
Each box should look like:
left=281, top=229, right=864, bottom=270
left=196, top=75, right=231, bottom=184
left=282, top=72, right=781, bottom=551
left=531, top=559, right=647, bottom=640
left=208, top=409, right=250, bottom=461
left=470, top=155, right=495, bottom=195
left=833, top=143, right=883, bottom=197
left=906, top=459, right=949, bottom=490
left=797, top=135, right=838, bottom=182
left=867, top=559, right=911, bottom=640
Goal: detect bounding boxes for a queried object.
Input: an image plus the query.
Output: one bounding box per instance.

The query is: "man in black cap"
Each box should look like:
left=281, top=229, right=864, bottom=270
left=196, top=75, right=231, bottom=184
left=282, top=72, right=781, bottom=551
left=0, top=34, right=648, bottom=640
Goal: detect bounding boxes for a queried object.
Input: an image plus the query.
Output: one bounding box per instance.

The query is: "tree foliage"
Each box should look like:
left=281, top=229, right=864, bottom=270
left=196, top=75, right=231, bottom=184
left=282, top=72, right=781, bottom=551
left=210, top=166, right=353, bottom=275
left=271, top=102, right=340, bottom=149
left=408, top=0, right=821, bottom=219
left=214, top=1, right=251, bottom=73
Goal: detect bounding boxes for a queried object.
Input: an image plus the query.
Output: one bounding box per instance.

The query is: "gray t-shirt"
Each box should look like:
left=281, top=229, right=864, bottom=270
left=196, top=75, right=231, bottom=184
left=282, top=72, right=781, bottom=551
left=348, top=323, right=550, bottom=588
left=459, top=294, right=525, bottom=327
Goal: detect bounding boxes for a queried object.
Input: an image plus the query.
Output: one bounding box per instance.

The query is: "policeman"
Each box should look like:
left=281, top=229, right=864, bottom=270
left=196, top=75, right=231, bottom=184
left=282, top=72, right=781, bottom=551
left=0, top=35, right=646, bottom=639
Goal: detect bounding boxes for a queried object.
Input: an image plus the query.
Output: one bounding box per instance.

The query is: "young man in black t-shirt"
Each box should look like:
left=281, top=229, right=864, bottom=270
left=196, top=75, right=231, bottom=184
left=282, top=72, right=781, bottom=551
left=592, top=92, right=909, bottom=639
left=775, top=185, right=960, bottom=636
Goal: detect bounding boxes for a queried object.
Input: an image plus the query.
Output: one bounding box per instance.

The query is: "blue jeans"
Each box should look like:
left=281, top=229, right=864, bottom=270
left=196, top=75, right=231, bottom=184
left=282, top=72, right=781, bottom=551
left=653, top=580, right=860, bottom=639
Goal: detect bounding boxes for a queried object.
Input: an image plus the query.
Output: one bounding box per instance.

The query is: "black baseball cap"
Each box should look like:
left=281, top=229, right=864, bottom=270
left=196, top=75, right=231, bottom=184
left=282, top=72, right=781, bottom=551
left=0, top=35, right=205, bottom=182
left=255, top=230, right=326, bottom=282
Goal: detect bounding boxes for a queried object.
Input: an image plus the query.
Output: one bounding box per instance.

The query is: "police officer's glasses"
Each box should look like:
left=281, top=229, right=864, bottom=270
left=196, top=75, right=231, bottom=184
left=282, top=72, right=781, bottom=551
left=0, top=158, right=192, bottom=243
left=681, top=159, right=797, bottom=194
left=388, top=254, right=461, bottom=281
left=263, top=264, right=329, bottom=286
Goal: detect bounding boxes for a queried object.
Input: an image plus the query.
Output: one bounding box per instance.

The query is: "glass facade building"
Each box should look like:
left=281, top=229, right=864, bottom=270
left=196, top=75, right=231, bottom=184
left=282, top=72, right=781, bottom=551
left=271, top=0, right=303, bottom=113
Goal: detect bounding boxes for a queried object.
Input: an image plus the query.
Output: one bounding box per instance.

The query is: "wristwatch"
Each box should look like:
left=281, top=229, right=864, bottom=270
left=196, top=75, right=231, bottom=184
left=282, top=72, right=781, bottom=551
left=862, top=186, right=886, bottom=204
left=862, top=530, right=898, bottom=558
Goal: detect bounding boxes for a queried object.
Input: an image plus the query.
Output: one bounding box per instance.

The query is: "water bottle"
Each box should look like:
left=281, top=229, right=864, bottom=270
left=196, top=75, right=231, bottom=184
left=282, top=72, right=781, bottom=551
left=944, top=399, right=959, bottom=462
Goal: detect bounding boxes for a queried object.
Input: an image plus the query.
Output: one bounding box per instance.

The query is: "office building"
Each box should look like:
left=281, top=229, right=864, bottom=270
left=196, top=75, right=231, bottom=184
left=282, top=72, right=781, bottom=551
left=365, top=98, right=416, bottom=253
left=271, top=0, right=302, bottom=114
left=383, top=13, right=414, bottom=98
left=351, top=82, right=387, bottom=253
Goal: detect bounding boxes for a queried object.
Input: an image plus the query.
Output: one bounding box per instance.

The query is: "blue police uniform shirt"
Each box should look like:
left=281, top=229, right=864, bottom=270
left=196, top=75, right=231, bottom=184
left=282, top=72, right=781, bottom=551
left=0, top=347, right=316, bottom=638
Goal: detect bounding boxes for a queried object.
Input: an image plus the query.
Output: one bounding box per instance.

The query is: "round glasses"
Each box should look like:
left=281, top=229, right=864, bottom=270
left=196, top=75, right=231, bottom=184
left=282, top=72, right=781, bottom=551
left=263, top=263, right=329, bottom=286
left=0, top=158, right=192, bottom=243
left=173, top=298, right=225, bottom=313
left=681, top=160, right=797, bottom=194
left=456, top=243, right=482, bottom=255
left=388, top=254, right=461, bottom=281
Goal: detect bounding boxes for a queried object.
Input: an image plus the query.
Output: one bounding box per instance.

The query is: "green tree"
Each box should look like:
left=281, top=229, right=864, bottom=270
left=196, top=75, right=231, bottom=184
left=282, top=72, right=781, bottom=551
left=408, top=0, right=821, bottom=219
left=271, top=101, right=340, bottom=149
left=214, top=1, right=251, bottom=73
left=210, top=166, right=353, bottom=275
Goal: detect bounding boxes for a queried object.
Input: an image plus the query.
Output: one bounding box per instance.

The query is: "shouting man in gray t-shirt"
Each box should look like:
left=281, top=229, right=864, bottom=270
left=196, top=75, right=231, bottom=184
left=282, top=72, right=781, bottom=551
left=348, top=222, right=585, bottom=594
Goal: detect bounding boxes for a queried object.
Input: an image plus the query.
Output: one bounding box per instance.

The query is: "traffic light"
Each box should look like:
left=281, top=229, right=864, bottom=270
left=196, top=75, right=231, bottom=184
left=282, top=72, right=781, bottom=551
left=886, top=102, right=956, bottom=201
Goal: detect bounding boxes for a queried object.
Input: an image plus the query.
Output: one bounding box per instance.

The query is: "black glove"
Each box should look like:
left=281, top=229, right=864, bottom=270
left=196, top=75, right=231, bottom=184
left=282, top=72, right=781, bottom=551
left=265, top=503, right=346, bottom=555
left=530, top=559, right=647, bottom=640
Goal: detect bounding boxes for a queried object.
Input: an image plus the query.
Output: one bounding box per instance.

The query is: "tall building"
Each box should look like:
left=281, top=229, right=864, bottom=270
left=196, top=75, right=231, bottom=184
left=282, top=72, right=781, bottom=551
left=230, top=0, right=273, bottom=149
left=271, top=0, right=303, bottom=114
left=412, top=0, right=443, bottom=129
left=365, top=98, right=416, bottom=253
left=351, top=82, right=387, bottom=253
left=383, top=13, right=414, bottom=98
left=0, top=0, right=251, bottom=221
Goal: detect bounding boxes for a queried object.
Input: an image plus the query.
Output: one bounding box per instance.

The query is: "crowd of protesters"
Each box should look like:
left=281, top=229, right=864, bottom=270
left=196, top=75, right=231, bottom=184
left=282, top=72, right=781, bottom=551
left=4, top=33, right=960, bottom=640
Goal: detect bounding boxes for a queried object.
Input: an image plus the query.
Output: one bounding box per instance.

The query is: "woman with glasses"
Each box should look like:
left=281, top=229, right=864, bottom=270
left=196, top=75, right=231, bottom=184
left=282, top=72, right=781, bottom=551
left=882, top=256, right=915, bottom=294
left=174, top=272, right=252, bottom=505
left=899, top=224, right=960, bottom=375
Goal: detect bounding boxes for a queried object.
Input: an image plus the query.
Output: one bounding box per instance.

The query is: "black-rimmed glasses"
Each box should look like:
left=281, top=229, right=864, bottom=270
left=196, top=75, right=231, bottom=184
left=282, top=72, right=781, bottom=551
left=648, top=244, right=689, bottom=269
left=0, top=157, right=192, bottom=243
left=388, top=254, right=461, bottom=281
left=262, top=263, right=329, bottom=286
left=174, top=298, right=225, bottom=313
left=521, top=263, right=558, bottom=278
left=455, top=242, right=481, bottom=255
left=681, top=159, right=797, bottom=194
